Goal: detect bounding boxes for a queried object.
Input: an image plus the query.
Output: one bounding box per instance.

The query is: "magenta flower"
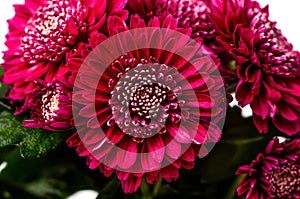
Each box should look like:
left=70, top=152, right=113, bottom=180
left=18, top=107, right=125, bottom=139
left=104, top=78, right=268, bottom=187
left=210, top=0, right=300, bottom=135
left=236, top=137, right=300, bottom=199
left=126, top=0, right=221, bottom=51
left=126, top=0, right=236, bottom=105
left=22, top=79, right=73, bottom=131
left=67, top=14, right=225, bottom=193
left=2, top=0, right=127, bottom=101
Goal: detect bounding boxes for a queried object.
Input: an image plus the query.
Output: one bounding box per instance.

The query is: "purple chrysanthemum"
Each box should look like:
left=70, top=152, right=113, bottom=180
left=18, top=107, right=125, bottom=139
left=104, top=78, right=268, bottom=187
left=22, top=79, right=73, bottom=131
left=67, top=14, right=225, bottom=193
left=236, top=137, right=300, bottom=199
left=126, top=0, right=222, bottom=51
left=2, top=0, right=127, bottom=101
left=210, top=0, right=300, bottom=135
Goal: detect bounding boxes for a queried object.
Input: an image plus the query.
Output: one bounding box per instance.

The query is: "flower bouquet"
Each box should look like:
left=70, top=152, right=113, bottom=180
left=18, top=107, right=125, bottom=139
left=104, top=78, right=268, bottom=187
left=0, top=0, right=299, bottom=198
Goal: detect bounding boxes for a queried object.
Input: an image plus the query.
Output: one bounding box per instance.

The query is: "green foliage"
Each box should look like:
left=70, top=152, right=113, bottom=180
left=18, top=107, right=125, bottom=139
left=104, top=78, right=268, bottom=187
left=0, top=65, right=4, bottom=77
left=0, top=83, right=8, bottom=99
left=0, top=146, right=100, bottom=199
left=0, top=65, right=9, bottom=99
left=0, top=111, right=67, bottom=158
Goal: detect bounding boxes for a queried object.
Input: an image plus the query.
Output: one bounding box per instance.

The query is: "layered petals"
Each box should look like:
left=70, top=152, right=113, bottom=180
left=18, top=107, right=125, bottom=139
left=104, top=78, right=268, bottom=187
left=22, top=79, right=74, bottom=131
left=2, top=0, right=128, bottom=102
left=67, top=15, right=226, bottom=193
left=236, top=138, right=300, bottom=199
left=210, top=0, right=300, bottom=135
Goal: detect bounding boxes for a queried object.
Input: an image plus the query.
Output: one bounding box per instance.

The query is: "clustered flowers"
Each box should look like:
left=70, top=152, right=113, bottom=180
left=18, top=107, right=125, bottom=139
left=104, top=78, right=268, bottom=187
left=2, top=0, right=300, bottom=197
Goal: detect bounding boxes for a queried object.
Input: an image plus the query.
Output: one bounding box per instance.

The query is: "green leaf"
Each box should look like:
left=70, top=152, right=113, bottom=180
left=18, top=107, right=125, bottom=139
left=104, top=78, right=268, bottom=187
left=19, top=128, right=67, bottom=159
left=0, top=65, right=6, bottom=99
left=0, top=83, right=8, bottom=99
left=0, top=65, right=4, bottom=77
left=0, top=110, right=67, bottom=158
left=0, top=111, right=24, bottom=147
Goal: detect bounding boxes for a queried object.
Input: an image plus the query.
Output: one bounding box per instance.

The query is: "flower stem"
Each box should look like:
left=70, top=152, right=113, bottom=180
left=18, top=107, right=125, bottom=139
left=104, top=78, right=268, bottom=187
left=223, top=136, right=264, bottom=145
left=152, top=177, right=162, bottom=197
left=0, top=101, right=11, bottom=110
left=140, top=179, right=152, bottom=199
left=224, top=175, right=245, bottom=199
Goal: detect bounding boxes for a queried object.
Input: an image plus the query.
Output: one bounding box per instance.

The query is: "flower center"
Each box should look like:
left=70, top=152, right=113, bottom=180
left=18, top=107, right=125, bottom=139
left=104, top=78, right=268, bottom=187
left=21, top=0, right=82, bottom=64
left=41, top=89, right=61, bottom=122
left=129, top=83, right=168, bottom=127
left=110, top=64, right=181, bottom=139
left=266, top=162, right=300, bottom=198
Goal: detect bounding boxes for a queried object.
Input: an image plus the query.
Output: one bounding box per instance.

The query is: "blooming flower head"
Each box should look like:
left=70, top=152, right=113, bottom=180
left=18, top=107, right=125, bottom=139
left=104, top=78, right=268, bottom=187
left=2, top=0, right=127, bottom=101
left=236, top=137, right=300, bottom=199
left=22, top=79, right=73, bottom=131
left=126, top=0, right=220, bottom=51
left=67, top=14, right=226, bottom=193
left=210, top=0, right=300, bottom=135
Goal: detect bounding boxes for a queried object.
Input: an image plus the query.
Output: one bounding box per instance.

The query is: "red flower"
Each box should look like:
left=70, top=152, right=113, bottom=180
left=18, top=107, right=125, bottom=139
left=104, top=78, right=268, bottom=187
left=22, top=79, right=73, bottom=131
left=126, top=0, right=221, bottom=51
left=236, top=137, right=300, bottom=199
left=2, top=0, right=127, bottom=101
left=126, top=0, right=237, bottom=105
left=67, top=15, right=226, bottom=193
left=210, top=0, right=300, bottom=135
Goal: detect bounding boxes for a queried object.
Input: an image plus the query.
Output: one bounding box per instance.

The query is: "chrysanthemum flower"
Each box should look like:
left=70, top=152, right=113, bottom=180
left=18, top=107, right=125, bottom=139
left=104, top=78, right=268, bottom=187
left=126, top=0, right=221, bottom=51
left=67, top=15, right=226, bottom=193
left=126, top=0, right=236, bottom=105
left=2, top=0, right=127, bottom=101
left=236, top=137, right=300, bottom=199
left=22, top=79, right=73, bottom=131
left=210, top=0, right=300, bottom=135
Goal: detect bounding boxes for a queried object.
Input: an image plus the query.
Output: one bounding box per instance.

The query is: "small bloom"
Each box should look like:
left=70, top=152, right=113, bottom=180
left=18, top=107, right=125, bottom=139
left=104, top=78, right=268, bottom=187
left=23, top=79, right=73, bottom=131
left=236, top=137, right=300, bottom=199
left=67, top=15, right=225, bottom=193
left=2, top=0, right=127, bottom=101
left=210, top=0, right=300, bottom=135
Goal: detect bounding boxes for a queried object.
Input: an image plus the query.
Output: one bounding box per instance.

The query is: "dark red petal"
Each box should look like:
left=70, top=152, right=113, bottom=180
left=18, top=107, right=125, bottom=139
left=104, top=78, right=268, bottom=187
left=236, top=81, right=254, bottom=107
left=159, top=164, right=179, bottom=182
left=253, top=114, right=268, bottom=133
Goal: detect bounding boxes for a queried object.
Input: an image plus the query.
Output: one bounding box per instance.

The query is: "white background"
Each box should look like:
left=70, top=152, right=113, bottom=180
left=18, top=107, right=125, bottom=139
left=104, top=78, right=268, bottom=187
left=0, top=0, right=299, bottom=198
